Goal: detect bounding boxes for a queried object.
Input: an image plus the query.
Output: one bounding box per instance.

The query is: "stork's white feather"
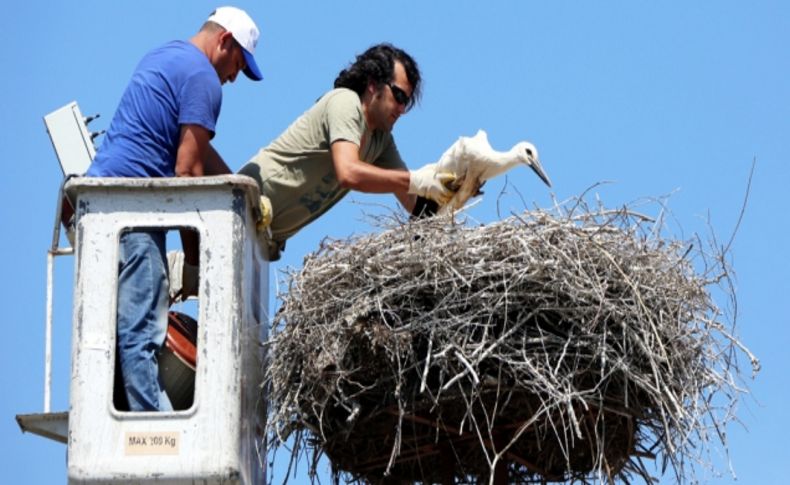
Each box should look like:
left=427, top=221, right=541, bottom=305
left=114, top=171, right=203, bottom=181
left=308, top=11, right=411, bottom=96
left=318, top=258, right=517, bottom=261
left=435, top=130, right=551, bottom=213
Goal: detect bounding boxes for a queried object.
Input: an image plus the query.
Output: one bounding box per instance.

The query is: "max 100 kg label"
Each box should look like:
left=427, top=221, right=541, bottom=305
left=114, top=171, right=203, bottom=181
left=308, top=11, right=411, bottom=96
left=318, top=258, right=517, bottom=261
left=125, top=431, right=180, bottom=455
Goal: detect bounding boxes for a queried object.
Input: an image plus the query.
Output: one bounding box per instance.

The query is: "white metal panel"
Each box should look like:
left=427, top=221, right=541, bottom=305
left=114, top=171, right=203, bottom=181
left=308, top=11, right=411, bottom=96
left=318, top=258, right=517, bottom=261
left=65, top=176, right=269, bottom=484
left=44, top=101, right=96, bottom=175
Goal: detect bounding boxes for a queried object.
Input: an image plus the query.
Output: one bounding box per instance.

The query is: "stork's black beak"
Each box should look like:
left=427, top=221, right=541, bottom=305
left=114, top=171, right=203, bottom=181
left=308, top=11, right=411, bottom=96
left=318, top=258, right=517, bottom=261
left=526, top=149, right=552, bottom=187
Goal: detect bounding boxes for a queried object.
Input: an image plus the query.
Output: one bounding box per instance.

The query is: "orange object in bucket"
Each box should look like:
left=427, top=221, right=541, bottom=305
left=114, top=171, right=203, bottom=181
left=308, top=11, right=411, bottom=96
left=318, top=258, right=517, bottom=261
left=159, top=311, right=198, bottom=410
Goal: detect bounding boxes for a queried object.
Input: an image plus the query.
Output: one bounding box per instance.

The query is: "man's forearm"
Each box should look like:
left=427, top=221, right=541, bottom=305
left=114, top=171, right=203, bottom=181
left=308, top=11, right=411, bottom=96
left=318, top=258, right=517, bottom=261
left=331, top=141, right=410, bottom=193
left=337, top=160, right=411, bottom=193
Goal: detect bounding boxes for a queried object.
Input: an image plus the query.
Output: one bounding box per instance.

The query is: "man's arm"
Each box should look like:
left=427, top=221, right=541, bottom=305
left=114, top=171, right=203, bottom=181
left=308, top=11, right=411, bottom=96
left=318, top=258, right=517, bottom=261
left=331, top=140, right=416, bottom=212
left=331, top=140, right=457, bottom=213
left=331, top=140, right=410, bottom=193
left=174, top=124, right=222, bottom=292
left=175, top=124, right=232, bottom=176
left=175, top=124, right=208, bottom=176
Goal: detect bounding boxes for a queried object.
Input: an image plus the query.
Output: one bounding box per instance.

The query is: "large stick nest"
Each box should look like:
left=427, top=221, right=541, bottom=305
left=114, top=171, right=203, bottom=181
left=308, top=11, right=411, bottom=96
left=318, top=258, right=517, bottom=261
left=265, top=199, right=758, bottom=484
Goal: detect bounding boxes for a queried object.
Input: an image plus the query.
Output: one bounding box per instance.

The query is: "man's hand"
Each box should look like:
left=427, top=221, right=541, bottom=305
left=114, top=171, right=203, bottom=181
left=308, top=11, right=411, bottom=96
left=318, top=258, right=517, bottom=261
left=408, top=163, right=456, bottom=205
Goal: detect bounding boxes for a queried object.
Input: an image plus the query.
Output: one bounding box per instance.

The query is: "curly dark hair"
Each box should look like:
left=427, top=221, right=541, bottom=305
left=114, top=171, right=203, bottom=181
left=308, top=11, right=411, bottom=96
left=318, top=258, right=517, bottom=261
left=334, top=43, right=421, bottom=111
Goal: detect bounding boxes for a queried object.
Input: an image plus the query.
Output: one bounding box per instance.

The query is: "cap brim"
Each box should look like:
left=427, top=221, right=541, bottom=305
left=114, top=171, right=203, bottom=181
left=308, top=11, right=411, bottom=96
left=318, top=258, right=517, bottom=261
left=241, top=49, right=263, bottom=81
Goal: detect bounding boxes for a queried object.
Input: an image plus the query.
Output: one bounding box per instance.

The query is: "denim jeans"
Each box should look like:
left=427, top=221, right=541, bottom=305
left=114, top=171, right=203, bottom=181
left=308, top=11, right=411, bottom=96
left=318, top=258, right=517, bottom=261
left=116, top=230, right=173, bottom=412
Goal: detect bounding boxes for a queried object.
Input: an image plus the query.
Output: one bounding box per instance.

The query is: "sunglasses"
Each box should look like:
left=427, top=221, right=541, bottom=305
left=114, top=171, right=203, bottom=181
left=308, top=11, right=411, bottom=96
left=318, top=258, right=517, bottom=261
left=388, top=83, right=411, bottom=108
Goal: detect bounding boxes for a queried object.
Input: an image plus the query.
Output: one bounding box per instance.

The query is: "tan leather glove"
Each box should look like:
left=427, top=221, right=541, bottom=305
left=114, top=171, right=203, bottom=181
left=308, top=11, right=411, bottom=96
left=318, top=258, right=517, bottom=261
left=257, top=195, right=272, bottom=232
left=408, top=163, right=456, bottom=205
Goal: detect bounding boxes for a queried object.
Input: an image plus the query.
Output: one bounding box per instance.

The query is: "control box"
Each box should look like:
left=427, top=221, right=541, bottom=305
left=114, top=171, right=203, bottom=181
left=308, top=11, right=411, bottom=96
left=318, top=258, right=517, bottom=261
left=43, top=101, right=98, bottom=176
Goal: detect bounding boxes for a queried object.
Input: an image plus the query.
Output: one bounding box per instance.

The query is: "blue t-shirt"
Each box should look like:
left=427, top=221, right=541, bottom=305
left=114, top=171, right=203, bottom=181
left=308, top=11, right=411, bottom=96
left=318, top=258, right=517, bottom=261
left=87, top=40, right=222, bottom=178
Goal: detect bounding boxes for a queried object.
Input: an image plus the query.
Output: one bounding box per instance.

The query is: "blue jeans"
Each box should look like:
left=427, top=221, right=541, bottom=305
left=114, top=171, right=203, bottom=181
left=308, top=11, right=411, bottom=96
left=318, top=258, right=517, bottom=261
left=116, top=231, right=172, bottom=411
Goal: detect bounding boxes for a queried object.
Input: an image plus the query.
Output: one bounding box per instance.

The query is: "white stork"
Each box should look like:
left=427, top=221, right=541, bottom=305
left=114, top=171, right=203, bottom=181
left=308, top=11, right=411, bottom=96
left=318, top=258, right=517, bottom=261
left=435, top=130, right=551, bottom=213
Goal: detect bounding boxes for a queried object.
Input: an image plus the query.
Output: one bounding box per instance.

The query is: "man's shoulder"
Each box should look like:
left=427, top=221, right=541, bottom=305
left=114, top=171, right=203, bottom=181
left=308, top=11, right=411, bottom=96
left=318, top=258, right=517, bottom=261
left=317, top=88, right=365, bottom=125
left=135, top=40, right=219, bottom=97
left=146, top=40, right=200, bottom=58
left=288, top=88, right=363, bottom=129
left=320, top=88, right=361, bottom=108
left=139, top=40, right=212, bottom=74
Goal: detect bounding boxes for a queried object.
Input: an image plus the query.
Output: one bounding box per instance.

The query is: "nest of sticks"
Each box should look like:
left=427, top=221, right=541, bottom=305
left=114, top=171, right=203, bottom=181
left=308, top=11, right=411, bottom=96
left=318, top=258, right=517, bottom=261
left=265, top=198, right=758, bottom=484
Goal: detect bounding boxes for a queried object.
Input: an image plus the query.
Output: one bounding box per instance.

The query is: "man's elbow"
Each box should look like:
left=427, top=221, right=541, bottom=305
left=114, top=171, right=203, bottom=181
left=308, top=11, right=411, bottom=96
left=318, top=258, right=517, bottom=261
left=175, top=159, right=203, bottom=177
left=336, top=170, right=360, bottom=190
left=175, top=168, right=196, bottom=177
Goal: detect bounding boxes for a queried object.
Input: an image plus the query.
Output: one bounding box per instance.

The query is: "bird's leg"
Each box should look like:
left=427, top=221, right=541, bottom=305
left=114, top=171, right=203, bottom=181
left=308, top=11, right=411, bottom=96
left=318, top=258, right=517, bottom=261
left=438, top=176, right=483, bottom=215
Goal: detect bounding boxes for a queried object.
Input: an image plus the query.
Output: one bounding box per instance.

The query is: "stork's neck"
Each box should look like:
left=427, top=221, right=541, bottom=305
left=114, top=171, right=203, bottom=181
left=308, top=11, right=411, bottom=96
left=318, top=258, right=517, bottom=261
left=497, top=145, right=527, bottom=167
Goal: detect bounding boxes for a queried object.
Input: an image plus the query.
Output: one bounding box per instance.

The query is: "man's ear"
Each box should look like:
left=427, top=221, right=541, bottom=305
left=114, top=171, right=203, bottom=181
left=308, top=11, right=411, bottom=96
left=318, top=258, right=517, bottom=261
left=361, top=80, right=378, bottom=104
left=218, top=30, right=235, bottom=50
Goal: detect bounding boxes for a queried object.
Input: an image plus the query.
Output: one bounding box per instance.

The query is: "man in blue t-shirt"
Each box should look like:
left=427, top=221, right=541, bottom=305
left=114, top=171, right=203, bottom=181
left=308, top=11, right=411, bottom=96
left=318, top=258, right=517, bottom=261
left=86, top=6, right=263, bottom=412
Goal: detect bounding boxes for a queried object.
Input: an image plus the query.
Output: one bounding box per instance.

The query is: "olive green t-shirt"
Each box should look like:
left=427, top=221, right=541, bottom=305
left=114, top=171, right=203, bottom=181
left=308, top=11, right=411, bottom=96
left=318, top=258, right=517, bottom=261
left=239, top=88, right=406, bottom=244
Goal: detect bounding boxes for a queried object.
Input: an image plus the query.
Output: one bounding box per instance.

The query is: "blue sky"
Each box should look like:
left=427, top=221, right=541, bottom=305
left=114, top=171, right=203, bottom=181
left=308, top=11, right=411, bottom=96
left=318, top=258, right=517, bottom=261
left=1, top=1, right=787, bottom=483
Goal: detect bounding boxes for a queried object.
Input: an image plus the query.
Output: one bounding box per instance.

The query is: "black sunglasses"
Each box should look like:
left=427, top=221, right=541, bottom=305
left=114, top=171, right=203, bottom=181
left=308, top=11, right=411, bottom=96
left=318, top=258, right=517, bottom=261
left=388, top=83, right=411, bottom=108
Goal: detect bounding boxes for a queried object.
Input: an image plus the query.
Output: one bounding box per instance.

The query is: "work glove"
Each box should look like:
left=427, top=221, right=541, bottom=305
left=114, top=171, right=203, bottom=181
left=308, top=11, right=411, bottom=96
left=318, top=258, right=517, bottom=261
left=167, top=251, right=183, bottom=302
left=408, top=163, right=456, bottom=205
left=167, top=251, right=198, bottom=302
left=257, top=195, right=272, bottom=233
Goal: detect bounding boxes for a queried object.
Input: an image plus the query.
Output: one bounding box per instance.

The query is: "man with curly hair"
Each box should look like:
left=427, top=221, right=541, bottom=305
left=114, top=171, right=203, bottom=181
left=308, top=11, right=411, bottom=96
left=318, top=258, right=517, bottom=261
left=239, top=43, right=455, bottom=259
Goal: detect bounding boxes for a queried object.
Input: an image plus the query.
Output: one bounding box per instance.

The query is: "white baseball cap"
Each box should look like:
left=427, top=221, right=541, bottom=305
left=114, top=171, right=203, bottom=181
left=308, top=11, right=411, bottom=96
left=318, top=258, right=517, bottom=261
left=207, top=6, right=263, bottom=81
